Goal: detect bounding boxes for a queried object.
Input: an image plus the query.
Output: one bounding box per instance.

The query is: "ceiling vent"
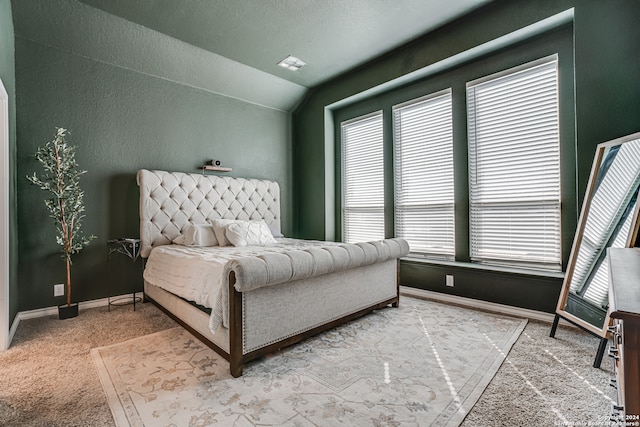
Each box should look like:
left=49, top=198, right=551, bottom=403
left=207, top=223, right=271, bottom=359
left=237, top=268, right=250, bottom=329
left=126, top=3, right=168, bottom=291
left=277, top=55, right=306, bottom=71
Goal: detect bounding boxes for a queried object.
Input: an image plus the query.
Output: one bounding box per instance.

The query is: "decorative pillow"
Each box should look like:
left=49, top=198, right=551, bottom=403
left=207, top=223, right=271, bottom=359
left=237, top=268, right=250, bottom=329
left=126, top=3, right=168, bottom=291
left=267, top=222, right=284, bottom=238
left=226, top=220, right=277, bottom=247
left=210, top=218, right=243, bottom=247
left=172, top=224, right=218, bottom=247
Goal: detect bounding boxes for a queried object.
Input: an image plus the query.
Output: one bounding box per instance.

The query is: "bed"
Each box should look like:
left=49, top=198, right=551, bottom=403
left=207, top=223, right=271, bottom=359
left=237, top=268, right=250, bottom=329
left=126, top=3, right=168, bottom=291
left=138, top=169, right=409, bottom=377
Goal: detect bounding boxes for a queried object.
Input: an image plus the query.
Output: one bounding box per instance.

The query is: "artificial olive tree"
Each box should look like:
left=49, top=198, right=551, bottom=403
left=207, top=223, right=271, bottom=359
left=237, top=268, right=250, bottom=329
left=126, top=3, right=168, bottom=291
left=27, top=128, right=95, bottom=308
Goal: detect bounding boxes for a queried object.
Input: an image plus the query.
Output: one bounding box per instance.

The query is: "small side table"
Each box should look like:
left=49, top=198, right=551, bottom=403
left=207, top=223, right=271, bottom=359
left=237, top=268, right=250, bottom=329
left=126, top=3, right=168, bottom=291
left=107, top=238, right=143, bottom=311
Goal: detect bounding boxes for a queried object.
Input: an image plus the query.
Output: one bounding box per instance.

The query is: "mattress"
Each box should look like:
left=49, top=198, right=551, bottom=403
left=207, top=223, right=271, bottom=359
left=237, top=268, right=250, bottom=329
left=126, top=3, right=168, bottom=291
left=143, top=238, right=342, bottom=329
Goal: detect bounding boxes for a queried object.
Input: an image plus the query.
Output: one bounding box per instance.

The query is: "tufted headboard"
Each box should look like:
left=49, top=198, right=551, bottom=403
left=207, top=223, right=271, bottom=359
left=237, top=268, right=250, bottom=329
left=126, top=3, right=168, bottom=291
left=137, top=169, right=281, bottom=258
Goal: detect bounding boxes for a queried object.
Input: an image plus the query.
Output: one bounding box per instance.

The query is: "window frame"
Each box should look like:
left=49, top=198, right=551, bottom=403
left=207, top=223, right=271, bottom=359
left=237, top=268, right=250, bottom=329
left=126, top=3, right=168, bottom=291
left=392, top=88, right=455, bottom=260
left=340, top=110, right=386, bottom=243
left=466, top=54, right=562, bottom=272
left=332, top=25, right=575, bottom=276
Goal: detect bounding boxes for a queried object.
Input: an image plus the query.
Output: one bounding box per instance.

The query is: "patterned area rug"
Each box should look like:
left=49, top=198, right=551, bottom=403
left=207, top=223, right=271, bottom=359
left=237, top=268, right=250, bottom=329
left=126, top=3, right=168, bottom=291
left=91, top=297, right=526, bottom=426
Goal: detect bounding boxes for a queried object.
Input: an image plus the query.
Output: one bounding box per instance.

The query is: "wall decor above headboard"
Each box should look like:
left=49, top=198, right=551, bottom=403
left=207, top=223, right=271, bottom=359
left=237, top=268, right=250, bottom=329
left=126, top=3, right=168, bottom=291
left=202, top=159, right=232, bottom=173
left=137, top=169, right=280, bottom=257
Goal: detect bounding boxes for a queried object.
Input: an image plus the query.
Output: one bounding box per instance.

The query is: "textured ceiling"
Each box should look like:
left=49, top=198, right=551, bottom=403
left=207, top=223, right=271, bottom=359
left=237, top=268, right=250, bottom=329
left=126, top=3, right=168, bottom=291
left=78, top=0, right=491, bottom=88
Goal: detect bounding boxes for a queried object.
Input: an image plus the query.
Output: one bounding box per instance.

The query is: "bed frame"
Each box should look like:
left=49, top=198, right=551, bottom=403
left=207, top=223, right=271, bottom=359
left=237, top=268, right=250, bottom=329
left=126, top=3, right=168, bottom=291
left=138, top=169, right=408, bottom=377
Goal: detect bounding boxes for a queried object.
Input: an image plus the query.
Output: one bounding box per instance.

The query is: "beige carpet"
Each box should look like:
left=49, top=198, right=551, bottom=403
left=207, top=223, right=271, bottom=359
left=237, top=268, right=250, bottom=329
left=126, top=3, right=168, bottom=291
left=0, top=297, right=616, bottom=426
left=91, top=297, right=526, bottom=426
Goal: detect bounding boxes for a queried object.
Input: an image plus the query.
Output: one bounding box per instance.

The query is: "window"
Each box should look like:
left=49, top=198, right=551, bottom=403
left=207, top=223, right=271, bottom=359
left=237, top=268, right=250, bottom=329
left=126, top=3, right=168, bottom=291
left=341, top=112, right=384, bottom=243
left=393, top=90, right=455, bottom=259
left=467, top=56, right=561, bottom=271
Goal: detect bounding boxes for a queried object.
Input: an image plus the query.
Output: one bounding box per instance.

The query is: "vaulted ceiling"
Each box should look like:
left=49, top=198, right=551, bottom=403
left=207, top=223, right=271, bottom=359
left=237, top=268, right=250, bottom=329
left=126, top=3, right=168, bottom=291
left=78, top=0, right=491, bottom=88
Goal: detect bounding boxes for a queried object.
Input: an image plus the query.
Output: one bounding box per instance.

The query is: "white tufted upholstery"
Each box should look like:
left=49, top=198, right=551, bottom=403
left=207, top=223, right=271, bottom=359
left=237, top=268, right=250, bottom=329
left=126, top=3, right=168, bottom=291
left=137, top=169, right=281, bottom=258
left=225, top=238, right=410, bottom=292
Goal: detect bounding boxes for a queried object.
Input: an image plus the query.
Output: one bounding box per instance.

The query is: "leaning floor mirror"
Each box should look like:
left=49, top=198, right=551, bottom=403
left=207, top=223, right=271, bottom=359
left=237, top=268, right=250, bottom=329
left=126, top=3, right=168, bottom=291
left=551, top=132, right=640, bottom=368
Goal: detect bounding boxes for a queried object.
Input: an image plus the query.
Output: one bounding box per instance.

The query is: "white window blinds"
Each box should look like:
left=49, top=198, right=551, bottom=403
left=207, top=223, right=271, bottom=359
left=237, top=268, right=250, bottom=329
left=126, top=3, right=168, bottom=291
left=393, top=90, right=455, bottom=259
left=570, top=139, right=640, bottom=307
left=341, top=111, right=385, bottom=243
left=467, top=56, right=561, bottom=271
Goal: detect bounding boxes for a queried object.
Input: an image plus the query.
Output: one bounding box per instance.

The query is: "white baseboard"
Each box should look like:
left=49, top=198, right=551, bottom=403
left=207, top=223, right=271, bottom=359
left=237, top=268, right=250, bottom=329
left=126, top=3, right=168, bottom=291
left=7, top=292, right=141, bottom=348
left=400, top=286, right=575, bottom=327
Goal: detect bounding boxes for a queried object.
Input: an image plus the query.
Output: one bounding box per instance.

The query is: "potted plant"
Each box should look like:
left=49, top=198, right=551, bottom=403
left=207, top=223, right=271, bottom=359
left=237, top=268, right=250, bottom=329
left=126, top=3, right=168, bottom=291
left=27, top=128, right=95, bottom=319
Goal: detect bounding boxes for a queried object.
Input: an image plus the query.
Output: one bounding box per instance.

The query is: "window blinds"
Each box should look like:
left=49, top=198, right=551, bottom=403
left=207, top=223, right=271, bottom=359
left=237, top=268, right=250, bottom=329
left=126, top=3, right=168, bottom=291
left=467, top=56, right=561, bottom=271
left=571, top=140, right=640, bottom=307
left=341, top=112, right=385, bottom=243
left=393, top=90, right=455, bottom=259
left=581, top=201, right=637, bottom=307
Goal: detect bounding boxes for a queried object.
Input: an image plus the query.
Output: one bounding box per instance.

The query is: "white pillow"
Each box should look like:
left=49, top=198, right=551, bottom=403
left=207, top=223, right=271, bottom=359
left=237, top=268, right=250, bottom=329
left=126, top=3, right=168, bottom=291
left=210, top=218, right=243, bottom=247
left=226, top=220, right=277, bottom=247
left=172, top=224, right=218, bottom=247
left=267, top=222, right=284, bottom=238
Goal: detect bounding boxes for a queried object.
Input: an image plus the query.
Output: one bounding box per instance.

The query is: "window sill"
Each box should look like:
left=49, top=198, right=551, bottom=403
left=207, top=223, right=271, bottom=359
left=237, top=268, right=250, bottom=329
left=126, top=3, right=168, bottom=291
left=401, top=255, right=565, bottom=280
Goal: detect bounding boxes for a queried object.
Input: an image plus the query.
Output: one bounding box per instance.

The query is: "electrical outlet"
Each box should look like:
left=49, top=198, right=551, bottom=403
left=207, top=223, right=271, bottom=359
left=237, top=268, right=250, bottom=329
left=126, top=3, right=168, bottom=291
left=54, top=283, right=64, bottom=297
left=445, top=275, right=454, bottom=287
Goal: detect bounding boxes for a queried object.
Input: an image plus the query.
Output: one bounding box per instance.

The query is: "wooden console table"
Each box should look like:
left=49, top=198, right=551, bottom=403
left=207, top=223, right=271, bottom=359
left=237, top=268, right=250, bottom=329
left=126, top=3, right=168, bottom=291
left=608, top=247, right=640, bottom=422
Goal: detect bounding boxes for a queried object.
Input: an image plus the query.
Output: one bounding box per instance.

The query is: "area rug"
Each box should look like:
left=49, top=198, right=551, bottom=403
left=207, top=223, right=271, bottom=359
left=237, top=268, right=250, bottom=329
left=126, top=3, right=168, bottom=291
left=91, top=297, right=526, bottom=427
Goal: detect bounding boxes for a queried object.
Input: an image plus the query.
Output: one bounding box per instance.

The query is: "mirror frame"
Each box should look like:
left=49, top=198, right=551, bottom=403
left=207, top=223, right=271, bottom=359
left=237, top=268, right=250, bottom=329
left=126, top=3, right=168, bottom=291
left=555, top=131, right=640, bottom=338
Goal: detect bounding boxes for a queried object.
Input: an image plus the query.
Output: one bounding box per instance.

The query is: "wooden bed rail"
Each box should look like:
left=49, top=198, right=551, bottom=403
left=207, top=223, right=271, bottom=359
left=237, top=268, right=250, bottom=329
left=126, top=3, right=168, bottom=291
left=228, top=271, right=244, bottom=377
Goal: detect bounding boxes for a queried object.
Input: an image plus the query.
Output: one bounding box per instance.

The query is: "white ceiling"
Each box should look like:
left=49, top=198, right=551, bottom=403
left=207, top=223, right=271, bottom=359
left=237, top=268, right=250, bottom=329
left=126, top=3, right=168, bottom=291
left=78, top=0, right=491, bottom=88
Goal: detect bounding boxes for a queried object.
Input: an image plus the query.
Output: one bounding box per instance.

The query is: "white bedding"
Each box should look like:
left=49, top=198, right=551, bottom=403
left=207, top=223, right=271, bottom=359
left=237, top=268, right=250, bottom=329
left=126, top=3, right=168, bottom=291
left=143, top=238, right=342, bottom=330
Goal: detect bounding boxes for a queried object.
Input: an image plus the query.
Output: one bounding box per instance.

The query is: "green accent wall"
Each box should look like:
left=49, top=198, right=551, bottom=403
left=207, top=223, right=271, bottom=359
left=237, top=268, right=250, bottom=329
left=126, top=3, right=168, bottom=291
left=7, top=0, right=640, bottom=317
left=293, top=0, right=640, bottom=313
left=0, top=0, right=17, bottom=325
left=12, top=0, right=293, bottom=311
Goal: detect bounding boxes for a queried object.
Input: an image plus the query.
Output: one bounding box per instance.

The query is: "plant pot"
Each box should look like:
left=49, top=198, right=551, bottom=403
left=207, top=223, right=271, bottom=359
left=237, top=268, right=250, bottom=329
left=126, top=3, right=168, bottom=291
left=58, top=303, right=78, bottom=320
